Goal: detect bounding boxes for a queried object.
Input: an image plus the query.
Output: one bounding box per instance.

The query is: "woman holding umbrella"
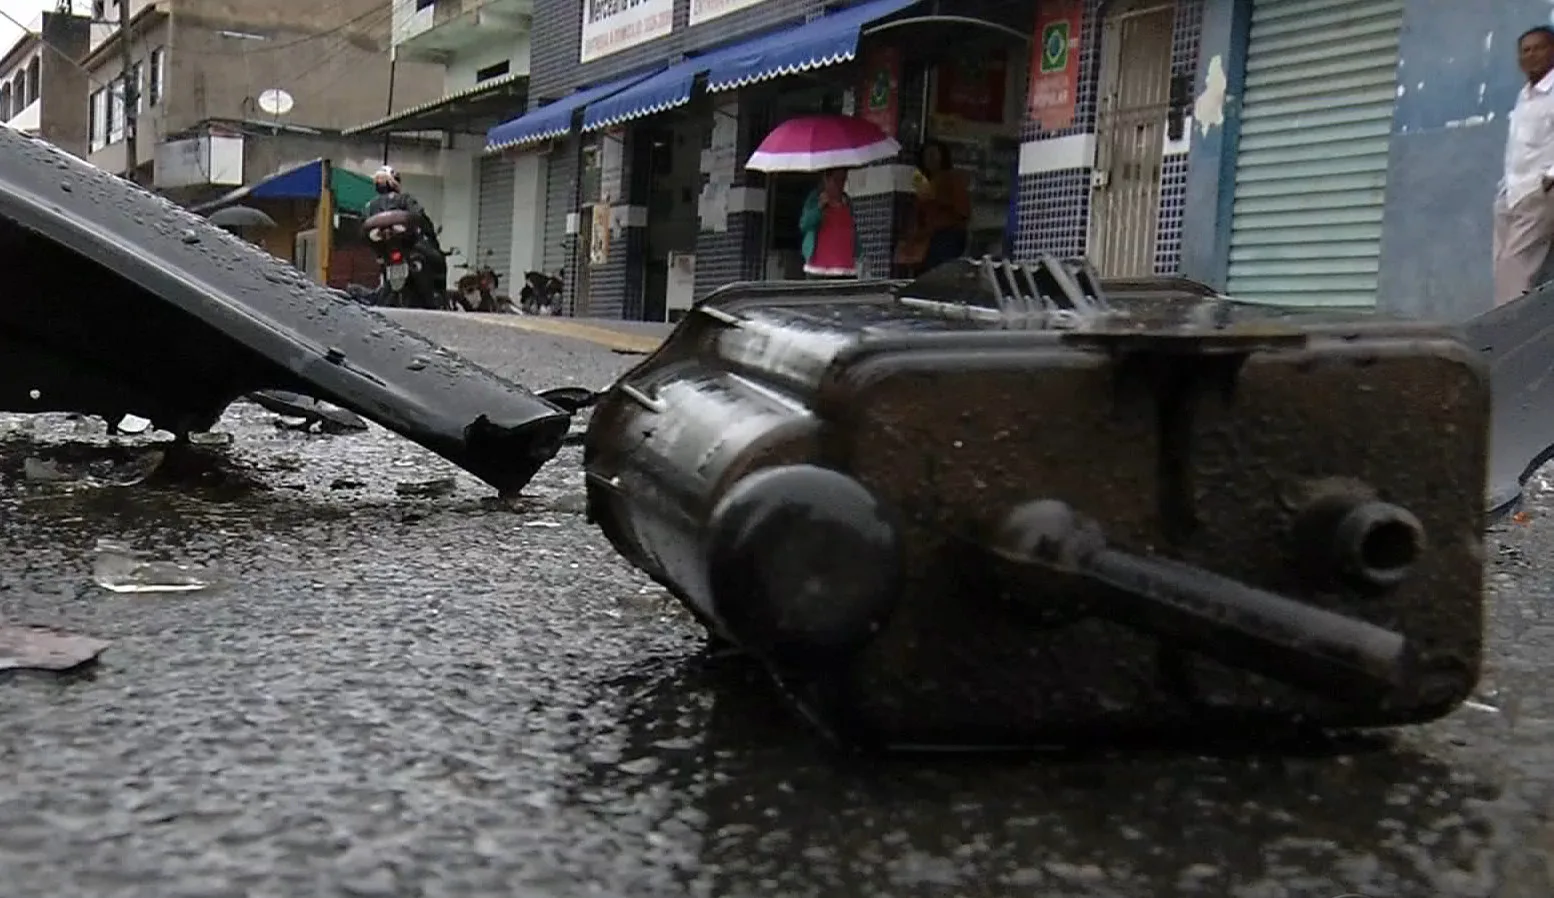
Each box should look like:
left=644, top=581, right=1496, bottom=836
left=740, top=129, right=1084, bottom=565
left=745, top=114, right=901, bottom=280
left=798, top=168, right=858, bottom=279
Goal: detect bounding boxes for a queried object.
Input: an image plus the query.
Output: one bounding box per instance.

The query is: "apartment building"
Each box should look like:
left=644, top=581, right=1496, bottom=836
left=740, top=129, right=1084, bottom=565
left=0, top=11, right=90, bottom=157
left=78, top=0, right=442, bottom=192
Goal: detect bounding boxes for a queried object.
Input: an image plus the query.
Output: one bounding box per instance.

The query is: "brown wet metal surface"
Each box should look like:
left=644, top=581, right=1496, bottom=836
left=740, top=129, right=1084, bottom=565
left=0, top=313, right=1550, bottom=897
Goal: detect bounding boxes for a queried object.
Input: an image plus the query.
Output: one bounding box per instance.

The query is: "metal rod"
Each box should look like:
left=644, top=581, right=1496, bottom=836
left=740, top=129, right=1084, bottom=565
left=862, top=15, right=1031, bottom=43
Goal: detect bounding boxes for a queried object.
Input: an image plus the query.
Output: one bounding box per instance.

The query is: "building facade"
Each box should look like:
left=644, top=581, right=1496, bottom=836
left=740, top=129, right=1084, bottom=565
left=489, top=0, right=1554, bottom=322
left=343, top=0, right=536, bottom=294
left=497, top=0, right=1200, bottom=320
left=76, top=0, right=442, bottom=192
left=0, top=12, right=91, bottom=157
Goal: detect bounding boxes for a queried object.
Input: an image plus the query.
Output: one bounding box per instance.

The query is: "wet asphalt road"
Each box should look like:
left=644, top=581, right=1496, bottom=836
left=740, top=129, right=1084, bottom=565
left=2, top=310, right=1554, bottom=898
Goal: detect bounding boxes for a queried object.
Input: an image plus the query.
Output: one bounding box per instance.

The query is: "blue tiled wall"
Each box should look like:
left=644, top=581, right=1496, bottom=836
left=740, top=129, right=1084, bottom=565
left=1012, top=0, right=1205, bottom=274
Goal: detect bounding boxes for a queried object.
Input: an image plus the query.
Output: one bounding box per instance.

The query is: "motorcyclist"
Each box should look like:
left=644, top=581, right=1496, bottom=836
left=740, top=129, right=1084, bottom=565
left=365, top=165, right=447, bottom=297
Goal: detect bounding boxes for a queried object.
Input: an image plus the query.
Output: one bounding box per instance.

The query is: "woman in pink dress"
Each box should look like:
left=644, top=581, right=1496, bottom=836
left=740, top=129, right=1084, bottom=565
left=798, top=168, right=858, bottom=279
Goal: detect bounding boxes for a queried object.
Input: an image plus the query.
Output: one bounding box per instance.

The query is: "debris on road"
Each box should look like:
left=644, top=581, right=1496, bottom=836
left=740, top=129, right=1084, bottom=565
left=92, top=539, right=214, bottom=594
left=585, top=258, right=1492, bottom=751
left=395, top=477, right=457, bottom=499
left=0, top=624, right=110, bottom=672
left=248, top=390, right=369, bottom=434
left=22, top=456, right=71, bottom=482
left=0, top=126, right=574, bottom=498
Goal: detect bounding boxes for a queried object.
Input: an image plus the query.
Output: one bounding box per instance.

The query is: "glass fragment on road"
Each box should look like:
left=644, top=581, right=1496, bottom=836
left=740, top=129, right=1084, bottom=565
left=92, top=539, right=213, bottom=594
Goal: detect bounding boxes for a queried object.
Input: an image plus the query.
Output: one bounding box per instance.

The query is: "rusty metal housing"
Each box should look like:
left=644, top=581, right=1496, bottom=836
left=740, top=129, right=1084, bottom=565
left=584, top=257, right=1491, bottom=750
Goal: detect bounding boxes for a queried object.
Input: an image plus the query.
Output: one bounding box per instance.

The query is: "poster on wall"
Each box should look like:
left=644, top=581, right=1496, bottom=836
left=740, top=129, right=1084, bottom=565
left=1027, top=0, right=1083, bottom=131
left=857, top=47, right=901, bottom=138
left=689, top=0, right=772, bottom=27
left=590, top=203, right=611, bottom=264
left=935, top=50, right=1009, bottom=124
left=581, top=0, right=674, bottom=64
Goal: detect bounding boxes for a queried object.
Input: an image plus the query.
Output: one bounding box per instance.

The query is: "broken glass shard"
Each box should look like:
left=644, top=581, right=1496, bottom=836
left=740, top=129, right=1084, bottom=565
left=91, top=539, right=212, bottom=593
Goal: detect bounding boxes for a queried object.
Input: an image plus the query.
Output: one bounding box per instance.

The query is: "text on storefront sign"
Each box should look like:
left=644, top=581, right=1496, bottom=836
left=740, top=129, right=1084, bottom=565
left=688, top=0, right=773, bottom=26
left=581, top=0, right=674, bottom=63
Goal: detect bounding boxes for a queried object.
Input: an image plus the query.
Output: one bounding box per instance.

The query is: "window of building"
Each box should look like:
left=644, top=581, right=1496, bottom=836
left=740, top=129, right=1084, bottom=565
left=91, top=0, right=104, bottom=20
left=148, top=47, right=163, bottom=106
left=0, top=84, right=10, bottom=121
left=24, top=57, right=38, bottom=105
left=130, top=61, right=143, bottom=111
left=89, top=88, right=106, bottom=150
left=12, top=72, right=24, bottom=108
left=107, top=77, right=124, bottom=143
left=476, top=60, right=509, bottom=83
left=415, top=0, right=433, bottom=9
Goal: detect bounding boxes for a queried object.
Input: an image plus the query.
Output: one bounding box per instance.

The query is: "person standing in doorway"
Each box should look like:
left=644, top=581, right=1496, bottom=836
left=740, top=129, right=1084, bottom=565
left=799, top=168, right=859, bottom=278
left=917, top=141, right=973, bottom=272
left=1494, top=25, right=1554, bottom=305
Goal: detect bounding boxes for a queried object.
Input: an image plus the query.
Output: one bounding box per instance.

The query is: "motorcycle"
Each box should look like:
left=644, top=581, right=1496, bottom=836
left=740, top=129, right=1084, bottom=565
left=445, top=249, right=515, bottom=313
left=362, top=209, right=444, bottom=310
left=519, top=269, right=564, bottom=315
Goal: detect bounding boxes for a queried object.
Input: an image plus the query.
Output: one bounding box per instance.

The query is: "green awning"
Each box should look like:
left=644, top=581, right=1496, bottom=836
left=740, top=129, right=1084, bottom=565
left=329, top=166, right=377, bottom=215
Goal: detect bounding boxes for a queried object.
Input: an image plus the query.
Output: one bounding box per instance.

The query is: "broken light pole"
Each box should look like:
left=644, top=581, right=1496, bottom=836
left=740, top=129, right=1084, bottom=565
left=0, top=126, right=571, bottom=497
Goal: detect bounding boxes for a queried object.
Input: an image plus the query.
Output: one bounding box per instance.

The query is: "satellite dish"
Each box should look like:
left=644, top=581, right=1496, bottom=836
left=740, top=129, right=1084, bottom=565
left=256, top=88, right=294, bottom=117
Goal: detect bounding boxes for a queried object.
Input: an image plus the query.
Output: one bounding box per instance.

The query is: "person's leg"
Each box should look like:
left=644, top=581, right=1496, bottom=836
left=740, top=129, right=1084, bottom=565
left=1493, top=194, right=1554, bottom=306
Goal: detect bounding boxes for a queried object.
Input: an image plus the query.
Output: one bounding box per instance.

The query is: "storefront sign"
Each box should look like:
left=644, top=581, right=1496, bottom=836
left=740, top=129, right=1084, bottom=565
left=857, top=47, right=901, bottom=138
left=581, top=0, right=674, bottom=64
left=1027, top=0, right=1083, bottom=131
left=689, top=0, right=772, bottom=26
left=935, top=51, right=1008, bottom=124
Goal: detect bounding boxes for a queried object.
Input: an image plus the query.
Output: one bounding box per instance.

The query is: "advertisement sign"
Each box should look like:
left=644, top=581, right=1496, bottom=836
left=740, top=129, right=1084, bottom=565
left=857, top=46, right=901, bottom=138
left=689, top=0, right=772, bottom=26
left=1027, top=0, right=1083, bottom=131
left=581, top=0, right=674, bottom=64
left=590, top=203, right=611, bottom=264
left=934, top=50, right=1009, bottom=124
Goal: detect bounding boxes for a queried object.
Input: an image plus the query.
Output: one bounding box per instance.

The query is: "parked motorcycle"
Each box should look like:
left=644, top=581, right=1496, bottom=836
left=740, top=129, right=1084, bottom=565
left=457, top=264, right=516, bottom=314
left=519, top=270, right=564, bottom=315
left=362, top=209, right=444, bottom=310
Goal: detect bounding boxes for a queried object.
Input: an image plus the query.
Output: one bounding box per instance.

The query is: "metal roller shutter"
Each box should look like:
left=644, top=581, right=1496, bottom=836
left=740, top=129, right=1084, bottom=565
left=475, top=155, right=516, bottom=286
left=1226, top=0, right=1403, bottom=306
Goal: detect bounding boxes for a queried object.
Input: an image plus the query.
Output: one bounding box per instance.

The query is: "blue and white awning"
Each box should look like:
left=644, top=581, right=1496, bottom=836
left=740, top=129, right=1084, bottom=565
left=581, top=60, right=705, bottom=133
left=704, top=0, right=921, bottom=92
left=580, top=39, right=761, bottom=132
left=486, top=69, right=662, bottom=152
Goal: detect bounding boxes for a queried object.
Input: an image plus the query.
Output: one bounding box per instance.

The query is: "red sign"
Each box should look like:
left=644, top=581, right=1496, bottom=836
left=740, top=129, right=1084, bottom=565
left=858, top=46, right=901, bottom=137
left=1028, top=0, right=1083, bottom=131
left=934, top=51, right=1009, bottom=123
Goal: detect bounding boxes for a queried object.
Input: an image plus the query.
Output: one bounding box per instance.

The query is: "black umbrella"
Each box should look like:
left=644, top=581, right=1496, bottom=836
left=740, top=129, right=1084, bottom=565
left=207, top=205, right=277, bottom=229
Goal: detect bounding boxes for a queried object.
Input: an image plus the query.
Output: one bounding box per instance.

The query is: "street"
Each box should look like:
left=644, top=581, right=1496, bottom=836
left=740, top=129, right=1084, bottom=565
left=0, top=310, right=1550, bottom=898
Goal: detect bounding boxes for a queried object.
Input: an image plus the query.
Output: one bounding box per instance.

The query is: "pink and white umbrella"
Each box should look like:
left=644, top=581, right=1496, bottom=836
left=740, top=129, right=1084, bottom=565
left=745, top=114, right=902, bottom=173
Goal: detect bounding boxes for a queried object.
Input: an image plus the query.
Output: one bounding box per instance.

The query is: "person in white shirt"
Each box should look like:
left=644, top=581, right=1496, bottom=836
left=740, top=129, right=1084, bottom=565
left=1495, top=25, right=1554, bottom=305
